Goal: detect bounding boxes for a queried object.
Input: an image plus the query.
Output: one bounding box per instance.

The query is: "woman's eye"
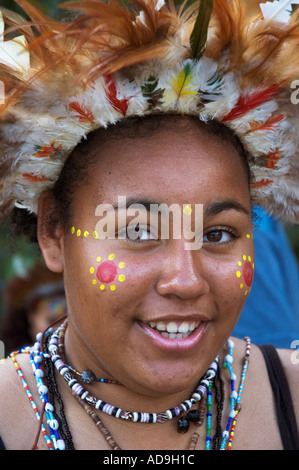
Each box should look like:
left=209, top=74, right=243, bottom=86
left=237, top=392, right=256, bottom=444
left=118, top=224, right=158, bottom=242
left=203, top=229, right=235, bottom=244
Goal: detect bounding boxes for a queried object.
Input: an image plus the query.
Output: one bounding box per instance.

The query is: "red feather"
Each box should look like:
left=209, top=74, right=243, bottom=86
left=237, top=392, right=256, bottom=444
left=222, top=85, right=281, bottom=122
left=104, top=75, right=129, bottom=116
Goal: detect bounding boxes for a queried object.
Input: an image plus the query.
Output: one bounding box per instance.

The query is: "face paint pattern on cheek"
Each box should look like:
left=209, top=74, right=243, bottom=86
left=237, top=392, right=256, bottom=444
left=236, top=254, right=254, bottom=296
left=89, top=253, right=126, bottom=291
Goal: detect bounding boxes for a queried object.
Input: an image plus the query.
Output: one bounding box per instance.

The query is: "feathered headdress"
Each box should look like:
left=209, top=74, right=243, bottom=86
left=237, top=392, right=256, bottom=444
left=1, top=0, right=299, bottom=222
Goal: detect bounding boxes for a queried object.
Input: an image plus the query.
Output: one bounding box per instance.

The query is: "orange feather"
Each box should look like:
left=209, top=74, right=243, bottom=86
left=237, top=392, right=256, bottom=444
left=249, top=113, right=285, bottom=132
left=22, top=173, right=50, bottom=182
left=69, top=101, right=95, bottom=123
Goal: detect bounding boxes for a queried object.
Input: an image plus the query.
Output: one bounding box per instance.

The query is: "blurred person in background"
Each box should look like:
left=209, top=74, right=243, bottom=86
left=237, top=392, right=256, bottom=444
left=1, top=260, right=66, bottom=352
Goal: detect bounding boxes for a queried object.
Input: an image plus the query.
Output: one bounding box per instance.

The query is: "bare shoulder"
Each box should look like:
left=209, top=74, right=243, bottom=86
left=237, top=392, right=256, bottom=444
left=0, top=356, right=22, bottom=446
left=0, top=353, right=44, bottom=449
left=277, top=347, right=299, bottom=421
left=0, top=356, right=19, bottom=399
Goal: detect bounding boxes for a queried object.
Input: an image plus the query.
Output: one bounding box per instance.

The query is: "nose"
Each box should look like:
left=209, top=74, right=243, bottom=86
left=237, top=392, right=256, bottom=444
left=156, top=240, right=209, bottom=300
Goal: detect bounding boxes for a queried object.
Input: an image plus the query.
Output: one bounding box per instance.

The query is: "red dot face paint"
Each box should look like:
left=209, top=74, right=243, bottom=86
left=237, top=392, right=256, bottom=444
left=96, top=261, right=117, bottom=284
left=236, top=254, right=254, bottom=296
left=89, top=253, right=126, bottom=291
left=243, top=260, right=254, bottom=287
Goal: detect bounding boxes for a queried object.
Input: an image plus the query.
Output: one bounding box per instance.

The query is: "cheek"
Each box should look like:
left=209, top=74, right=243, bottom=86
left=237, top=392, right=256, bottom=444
left=89, top=252, right=126, bottom=292
left=235, top=254, right=255, bottom=297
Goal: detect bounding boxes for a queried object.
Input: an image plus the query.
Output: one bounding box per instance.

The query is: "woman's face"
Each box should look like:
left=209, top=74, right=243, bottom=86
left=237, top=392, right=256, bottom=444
left=52, top=119, right=254, bottom=396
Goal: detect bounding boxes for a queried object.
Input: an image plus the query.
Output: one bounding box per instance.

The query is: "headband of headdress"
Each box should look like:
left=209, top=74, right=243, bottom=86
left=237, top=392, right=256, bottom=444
left=1, top=0, right=299, bottom=222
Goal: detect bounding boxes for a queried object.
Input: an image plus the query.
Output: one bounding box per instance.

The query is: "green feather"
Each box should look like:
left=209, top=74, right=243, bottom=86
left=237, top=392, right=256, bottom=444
left=190, top=0, right=214, bottom=60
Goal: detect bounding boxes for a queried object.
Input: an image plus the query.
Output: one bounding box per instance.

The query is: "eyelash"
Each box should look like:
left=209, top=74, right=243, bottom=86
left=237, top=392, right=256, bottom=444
left=203, top=227, right=239, bottom=245
left=117, top=224, right=239, bottom=246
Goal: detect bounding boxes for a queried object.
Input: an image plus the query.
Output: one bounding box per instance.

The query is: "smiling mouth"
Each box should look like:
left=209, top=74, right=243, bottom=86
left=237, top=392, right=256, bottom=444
left=143, top=320, right=201, bottom=339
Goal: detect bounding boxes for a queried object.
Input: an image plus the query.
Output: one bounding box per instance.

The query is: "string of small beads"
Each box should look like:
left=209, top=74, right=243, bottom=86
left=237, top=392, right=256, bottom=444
left=10, top=349, right=54, bottom=450
left=227, top=337, right=251, bottom=450
left=205, top=382, right=213, bottom=449
left=46, top=321, right=219, bottom=427
left=29, top=338, right=65, bottom=450
left=9, top=322, right=251, bottom=451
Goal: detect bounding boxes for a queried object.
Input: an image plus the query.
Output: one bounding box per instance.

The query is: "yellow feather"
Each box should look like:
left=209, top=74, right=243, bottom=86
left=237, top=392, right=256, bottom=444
left=171, top=63, right=196, bottom=98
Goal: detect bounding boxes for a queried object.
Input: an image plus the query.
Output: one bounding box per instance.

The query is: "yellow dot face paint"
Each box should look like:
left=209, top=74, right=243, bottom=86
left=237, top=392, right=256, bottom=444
left=183, top=205, right=192, bottom=216
left=70, top=226, right=126, bottom=292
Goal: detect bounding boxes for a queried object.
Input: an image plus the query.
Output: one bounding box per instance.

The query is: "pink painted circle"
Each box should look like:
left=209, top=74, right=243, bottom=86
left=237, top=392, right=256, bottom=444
left=96, top=261, right=117, bottom=284
left=243, top=261, right=254, bottom=287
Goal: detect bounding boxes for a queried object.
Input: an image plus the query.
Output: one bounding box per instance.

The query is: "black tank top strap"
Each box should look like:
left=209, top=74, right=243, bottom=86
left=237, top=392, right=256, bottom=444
left=0, top=435, right=5, bottom=450
left=259, top=344, right=299, bottom=450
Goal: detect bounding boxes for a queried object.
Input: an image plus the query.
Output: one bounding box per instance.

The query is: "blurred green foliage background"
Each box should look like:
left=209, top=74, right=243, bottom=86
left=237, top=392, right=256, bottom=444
left=1, top=0, right=66, bottom=18
left=0, top=0, right=298, bottom=320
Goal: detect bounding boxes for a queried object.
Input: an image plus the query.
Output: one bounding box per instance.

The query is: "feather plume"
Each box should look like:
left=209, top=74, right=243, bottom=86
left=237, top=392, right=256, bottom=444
left=265, top=148, right=282, bottom=168
left=0, top=11, right=30, bottom=72
left=190, top=0, right=214, bottom=59
left=49, top=0, right=183, bottom=82
left=141, top=76, right=164, bottom=107
left=171, top=62, right=196, bottom=99
left=104, top=75, right=131, bottom=116
left=22, top=173, right=50, bottom=182
left=1, top=0, right=299, bottom=222
left=248, top=113, right=285, bottom=132
left=260, top=0, right=299, bottom=24
left=205, top=0, right=249, bottom=65
left=221, top=85, right=281, bottom=121
left=69, top=101, right=95, bottom=123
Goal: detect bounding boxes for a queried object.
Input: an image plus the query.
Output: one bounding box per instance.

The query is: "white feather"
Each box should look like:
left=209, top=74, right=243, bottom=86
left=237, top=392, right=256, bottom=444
left=0, top=12, right=30, bottom=72
left=260, top=0, right=299, bottom=23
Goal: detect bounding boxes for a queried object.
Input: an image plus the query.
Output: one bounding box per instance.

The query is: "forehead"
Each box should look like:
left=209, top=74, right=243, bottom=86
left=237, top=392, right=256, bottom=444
left=74, top=118, right=250, bottom=209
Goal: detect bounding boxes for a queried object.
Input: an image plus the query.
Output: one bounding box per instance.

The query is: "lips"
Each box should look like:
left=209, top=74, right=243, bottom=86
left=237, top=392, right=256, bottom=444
left=139, top=317, right=207, bottom=352
left=143, top=320, right=201, bottom=339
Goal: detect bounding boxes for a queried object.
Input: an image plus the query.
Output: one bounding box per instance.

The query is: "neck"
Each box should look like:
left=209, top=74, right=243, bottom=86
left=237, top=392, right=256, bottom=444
left=39, top=320, right=250, bottom=450
left=61, top=317, right=221, bottom=416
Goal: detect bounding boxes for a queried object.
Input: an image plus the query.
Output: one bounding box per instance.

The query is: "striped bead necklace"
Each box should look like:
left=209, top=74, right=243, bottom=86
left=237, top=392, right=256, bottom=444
left=47, top=320, right=219, bottom=427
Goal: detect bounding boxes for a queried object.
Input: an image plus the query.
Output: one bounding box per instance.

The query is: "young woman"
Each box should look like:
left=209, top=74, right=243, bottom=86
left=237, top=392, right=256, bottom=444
left=0, top=0, right=298, bottom=450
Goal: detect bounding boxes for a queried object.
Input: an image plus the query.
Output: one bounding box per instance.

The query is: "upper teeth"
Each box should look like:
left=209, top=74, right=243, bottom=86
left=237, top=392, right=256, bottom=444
left=146, top=320, right=200, bottom=337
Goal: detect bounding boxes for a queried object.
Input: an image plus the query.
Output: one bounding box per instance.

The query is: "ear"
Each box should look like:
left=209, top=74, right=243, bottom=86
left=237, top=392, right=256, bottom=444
left=37, top=190, right=64, bottom=273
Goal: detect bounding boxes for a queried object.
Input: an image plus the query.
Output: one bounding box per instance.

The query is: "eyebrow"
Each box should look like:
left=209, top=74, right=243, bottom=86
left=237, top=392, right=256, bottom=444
left=204, top=199, right=250, bottom=217
left=111, top=196, right=250, bottom=217
left=113, top=197, right=166, bottom=212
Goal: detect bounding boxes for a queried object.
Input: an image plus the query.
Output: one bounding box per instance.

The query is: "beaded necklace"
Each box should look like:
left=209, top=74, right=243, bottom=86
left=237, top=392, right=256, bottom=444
left=48, top=320, right=219, bottom=428
left=10, top=321, right=251, bottom=450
